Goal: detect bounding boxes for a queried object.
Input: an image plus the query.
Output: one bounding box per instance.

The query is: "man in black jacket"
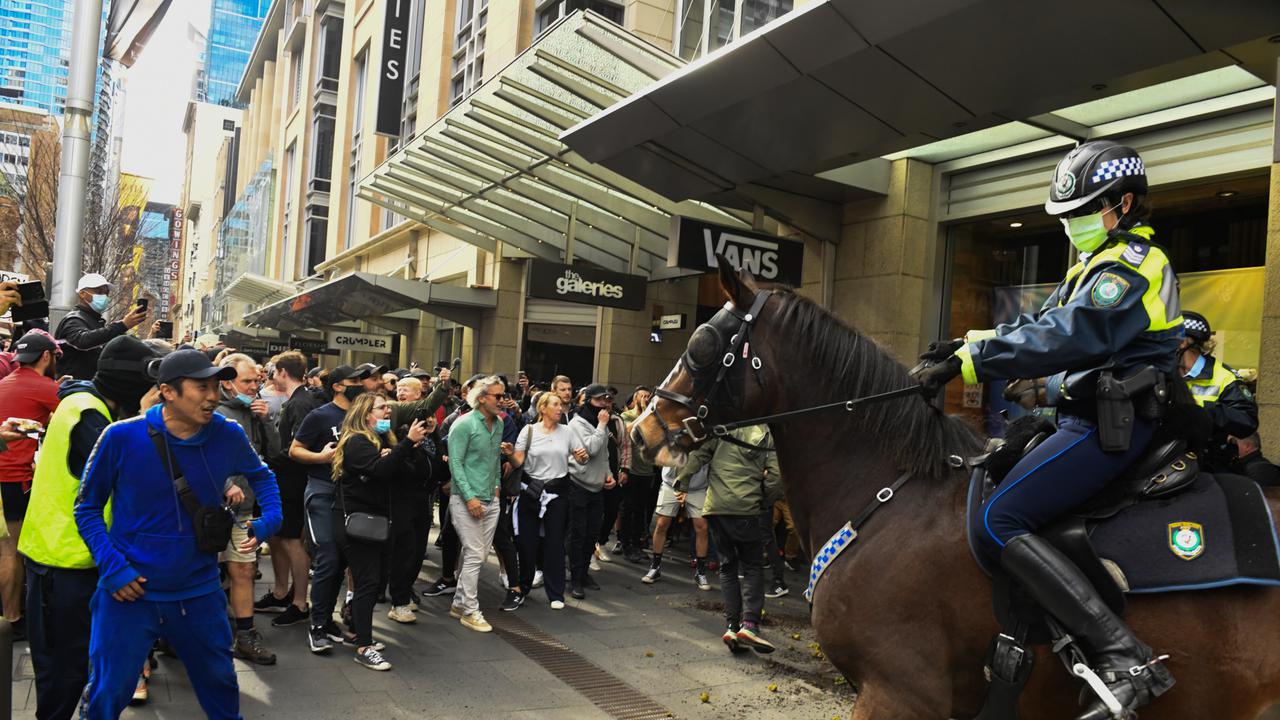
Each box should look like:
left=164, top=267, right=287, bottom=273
left=53, top=273, right=148, bottom=379
left=1232, top=433, right=1279, bottom=487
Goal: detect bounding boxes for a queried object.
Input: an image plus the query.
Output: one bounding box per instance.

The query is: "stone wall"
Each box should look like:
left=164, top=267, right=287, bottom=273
left=1258, top=162, right=1280, bottom=448
left=596, top=275, right=699, bottom=392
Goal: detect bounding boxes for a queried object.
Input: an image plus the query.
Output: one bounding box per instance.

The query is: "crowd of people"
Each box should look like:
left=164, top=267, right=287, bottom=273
left=0, top=274, right=810, bottom=719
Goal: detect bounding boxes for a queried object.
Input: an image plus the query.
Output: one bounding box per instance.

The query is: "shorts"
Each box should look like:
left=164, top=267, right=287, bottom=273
left=1, top=482, right=30, bottom=523
left=655, top=483, right=705, bottom=519
left=220, top=513, right=255, bottom=563
left=276, top=472, right=307, bottom=539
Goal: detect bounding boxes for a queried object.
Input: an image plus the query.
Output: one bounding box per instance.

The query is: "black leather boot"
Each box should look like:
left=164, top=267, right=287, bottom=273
left=1001, top=534, right=1174, bottom=720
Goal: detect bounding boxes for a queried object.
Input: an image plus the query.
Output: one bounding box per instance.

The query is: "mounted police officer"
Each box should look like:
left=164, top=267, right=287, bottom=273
left=915, top=140, right=1182, bottom=719
left=1178, top=310, right=1258, bottom=467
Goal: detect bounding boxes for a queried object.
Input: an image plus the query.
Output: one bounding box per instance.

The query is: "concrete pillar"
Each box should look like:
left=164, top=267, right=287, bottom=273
left=476, top=259, right=523, bottom=376
left=1256, top=88, right=1280, bottom=449
left=830, top=158, right=937, bottom=364
left=597, top=275, right=698, bottom=391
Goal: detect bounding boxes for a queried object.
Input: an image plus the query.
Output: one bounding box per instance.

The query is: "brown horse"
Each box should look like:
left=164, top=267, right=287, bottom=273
left=631, top=262, right=1280, bottom=719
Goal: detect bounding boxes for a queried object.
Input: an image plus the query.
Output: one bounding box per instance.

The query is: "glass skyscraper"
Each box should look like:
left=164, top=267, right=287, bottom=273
left=0, top=0, right=74, bottom=114
left=202, top=0, right=270, bottom=106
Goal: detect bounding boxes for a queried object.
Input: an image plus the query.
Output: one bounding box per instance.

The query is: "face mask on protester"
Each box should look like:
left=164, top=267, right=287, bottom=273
left=342, top=385, right=364, bottom=402
left=90, top=294, right=109, bottom=313
left=374, top=418, right=391, bottom=434
left=235, top=393, right=254, bottom=407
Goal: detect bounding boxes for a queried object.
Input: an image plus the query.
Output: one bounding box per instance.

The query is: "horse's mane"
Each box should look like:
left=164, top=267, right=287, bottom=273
left=768, top=288, right=984, bottom=479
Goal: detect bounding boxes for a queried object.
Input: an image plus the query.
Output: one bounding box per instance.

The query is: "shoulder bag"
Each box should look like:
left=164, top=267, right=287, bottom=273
left=148, top=427, right=235, bottom=554
left=339, top=437, right=391, bottom=543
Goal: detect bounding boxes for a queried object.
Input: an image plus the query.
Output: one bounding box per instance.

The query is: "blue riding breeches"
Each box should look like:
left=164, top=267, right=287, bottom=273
left=974, top=414, right=1155, bottom=566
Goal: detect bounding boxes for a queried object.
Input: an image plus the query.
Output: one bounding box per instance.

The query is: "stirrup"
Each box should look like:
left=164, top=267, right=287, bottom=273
left=1071, top=663, right=1126, bottom=718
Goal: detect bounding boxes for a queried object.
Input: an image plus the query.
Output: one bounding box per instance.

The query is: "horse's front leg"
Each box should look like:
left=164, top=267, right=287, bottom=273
left=849, top=679, right=951, bottom=720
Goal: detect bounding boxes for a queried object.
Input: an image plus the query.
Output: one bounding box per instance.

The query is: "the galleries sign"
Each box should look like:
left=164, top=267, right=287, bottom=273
left=527, top=259, right=646, bottom=311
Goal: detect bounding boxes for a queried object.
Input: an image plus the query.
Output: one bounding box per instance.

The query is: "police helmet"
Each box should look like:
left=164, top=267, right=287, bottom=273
left=1182, top=311, right=1211, bottom=344
left=1044, top=140, right=1148, bottom=217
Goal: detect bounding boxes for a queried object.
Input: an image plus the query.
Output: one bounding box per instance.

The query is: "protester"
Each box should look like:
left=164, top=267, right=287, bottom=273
left=619, top=387, right=656, bottom=563
left=447, top=376, right=507, bottom=632
left=255, top=351, right=318, bottom=627
left=551, top=375, right=574, bottom=420
left=0, top=329, right=62, bottom=639
left=381, top=372, right=399, bottom=397
left=643, top=464, right=711, bottom=588
left=75, top=348, right=282, bottom=718
left=566, top=384, right=616, bottom=600
left=674, top=425, right=781, bottom=654
left=53, top=273, right=149, bottom=380
left=509, top=392, right=582, bottom=609
left=332, top=393, right=428, bottom=670
left=1233, top=433, right=1279, bottom=486
left=594, top=388, right=631, bottom=567
left=20, top=336, right=161, bottom=720
left=214, top=353, right=282, bottom=665
left=387, top=376, right=437, bottom=623
left=355, top=363, right=388, bottom=395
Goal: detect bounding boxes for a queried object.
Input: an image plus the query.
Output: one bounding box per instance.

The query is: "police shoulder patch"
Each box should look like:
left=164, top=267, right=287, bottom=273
left=1091, top=272, right=1130, bottom=307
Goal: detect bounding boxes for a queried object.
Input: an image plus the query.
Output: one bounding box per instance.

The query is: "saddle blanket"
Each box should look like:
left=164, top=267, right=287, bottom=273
left=1089, top=473, right=1280, bottom=593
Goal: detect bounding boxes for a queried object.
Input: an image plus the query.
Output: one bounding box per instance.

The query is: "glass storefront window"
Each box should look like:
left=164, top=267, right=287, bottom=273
left=944, top=174, right=1268, bottom=436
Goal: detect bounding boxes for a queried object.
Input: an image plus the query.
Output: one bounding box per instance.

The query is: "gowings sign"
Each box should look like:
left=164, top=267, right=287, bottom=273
left=669, top=216, right=804, bottom=287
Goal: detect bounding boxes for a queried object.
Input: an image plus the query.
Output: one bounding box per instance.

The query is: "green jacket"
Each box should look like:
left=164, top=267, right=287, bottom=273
left=446, top=408, right=502, bottom=503
left=620, top=407, right=654, bottom=476
left=674, top=425, right=781, bottom=516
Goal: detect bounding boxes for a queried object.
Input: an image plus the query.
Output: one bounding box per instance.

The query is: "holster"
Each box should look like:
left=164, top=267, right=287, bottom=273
left=1095, top=367, right=1166, bottom=453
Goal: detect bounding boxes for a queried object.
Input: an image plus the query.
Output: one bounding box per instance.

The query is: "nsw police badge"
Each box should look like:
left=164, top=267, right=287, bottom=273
left=1053, top=170, right=1076, bottom=199
left=1168, top=521, right=1205, bottom=561
left=1091, top=272, right=1130, bottom=307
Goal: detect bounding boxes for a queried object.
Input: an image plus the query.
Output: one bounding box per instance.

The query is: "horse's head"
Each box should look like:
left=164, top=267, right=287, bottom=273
left=632, top=259, right=781, bottom=466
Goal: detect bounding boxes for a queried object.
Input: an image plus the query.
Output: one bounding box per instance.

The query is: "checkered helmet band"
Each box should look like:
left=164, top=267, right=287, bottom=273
left=1090, top=157, right=1144, bottom=184
left=1183, top=316, right=1210, bottom=338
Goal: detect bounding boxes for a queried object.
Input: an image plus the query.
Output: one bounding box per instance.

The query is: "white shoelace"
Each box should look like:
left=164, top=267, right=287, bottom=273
left=363, top=648, right=387, bottom=664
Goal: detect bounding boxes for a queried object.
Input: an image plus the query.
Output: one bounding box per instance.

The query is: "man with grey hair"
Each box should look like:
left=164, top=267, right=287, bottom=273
left=215, top=353, right=281, bottom=664
left=446, top=375, right=509, bottom=633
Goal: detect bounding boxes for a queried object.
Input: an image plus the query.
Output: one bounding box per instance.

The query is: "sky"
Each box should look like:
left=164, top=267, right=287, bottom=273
left=118, top=0, right=212, bottom=205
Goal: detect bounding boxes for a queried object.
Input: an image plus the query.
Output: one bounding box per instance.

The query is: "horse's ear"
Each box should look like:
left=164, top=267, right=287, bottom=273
left=716, top=254, right=756, bottom=307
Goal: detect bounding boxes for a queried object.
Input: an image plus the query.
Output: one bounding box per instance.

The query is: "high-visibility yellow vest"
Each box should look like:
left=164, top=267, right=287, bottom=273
left=18, top=391, right=112, bottom=569
left=1186, top=358, right=1242, bottom=407
left=1057, top=226, right=1182, bottom=332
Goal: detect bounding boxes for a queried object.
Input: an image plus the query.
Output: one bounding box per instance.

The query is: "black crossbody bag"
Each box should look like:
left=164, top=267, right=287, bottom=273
left=148, top=427, right=235, bottom=555
left=339, top=438, right=391, bottom=543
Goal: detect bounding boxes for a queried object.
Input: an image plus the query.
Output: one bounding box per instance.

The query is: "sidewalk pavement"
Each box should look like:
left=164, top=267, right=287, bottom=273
left=11, top=535, right=852, bottom=719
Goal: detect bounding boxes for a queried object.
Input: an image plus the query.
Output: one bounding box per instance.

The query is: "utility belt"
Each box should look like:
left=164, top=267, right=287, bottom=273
left=1057, top=366, right=1169, bottom=453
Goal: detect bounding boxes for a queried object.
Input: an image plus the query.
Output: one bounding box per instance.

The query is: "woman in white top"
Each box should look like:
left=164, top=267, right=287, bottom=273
left=509, top=392, right=587, bottom=608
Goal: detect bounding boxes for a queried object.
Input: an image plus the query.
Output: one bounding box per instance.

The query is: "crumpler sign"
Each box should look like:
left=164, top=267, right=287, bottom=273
left=375, top=0, right=413, bottom=137
left=527, top=259, right=647, bottom=311
left=327, top=330, right=395, bottom=353
left=669, top=216, right=804, bottom=287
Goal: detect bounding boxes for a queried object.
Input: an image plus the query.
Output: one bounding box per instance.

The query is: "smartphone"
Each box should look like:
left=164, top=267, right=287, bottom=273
left=157, top=320, right=173, bottom=338
left=135, top=298, right=148, bottom=311
left=10, top=281, right=48, bottom=322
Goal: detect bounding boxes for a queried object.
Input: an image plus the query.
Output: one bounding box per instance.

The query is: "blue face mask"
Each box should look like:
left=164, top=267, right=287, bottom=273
left=89, top=294, right=109, bottom=313
left=236, top=393, right=255, bottom=407
left=374, top=419, right=391, bottom=434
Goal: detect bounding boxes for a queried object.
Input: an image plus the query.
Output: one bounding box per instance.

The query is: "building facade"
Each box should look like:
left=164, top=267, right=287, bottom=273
left=183, top=0, right=1280, bottom=447
left=201, top=0, right=272, bottom=107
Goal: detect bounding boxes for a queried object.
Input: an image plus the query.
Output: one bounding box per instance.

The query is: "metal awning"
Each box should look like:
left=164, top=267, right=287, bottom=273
left=243, top=272, right=498, bottom=332
left=360, top=11, right=767, bottom=276
left=561, top=0, right=1280, bottom=204
left=225, top=272, right=294, bottom=305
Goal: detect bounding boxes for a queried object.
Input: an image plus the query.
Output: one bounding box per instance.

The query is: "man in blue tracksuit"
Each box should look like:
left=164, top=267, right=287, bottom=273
left=75, top=349, right=283, bottom=719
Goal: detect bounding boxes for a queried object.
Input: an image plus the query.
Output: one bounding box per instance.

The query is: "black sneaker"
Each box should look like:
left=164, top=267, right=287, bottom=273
left=500, top=590, right=524, bottom=612
left=233, top=629, right=277, bottom=665
left=253, top=589, right=293, bottom=613
left=582, top=575, right=601, bottom=591
left=624, top=548, right=646, bottom=564
left=421, top=578, right=457, bottom=597
left=322, top=620, right=356, bottom=645
left=308, top=625, right=334, bottom=654
left=353, top=646, right=391, bottom=671
left=272, top=604, right=310, bottom=627
left=570, top=583, right=586, bottom=600
left=765, top=582, right=789, bottom=598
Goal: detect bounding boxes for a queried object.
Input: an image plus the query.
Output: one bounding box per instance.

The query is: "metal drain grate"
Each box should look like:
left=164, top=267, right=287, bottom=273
left=489, top=612, right=673, bottom=720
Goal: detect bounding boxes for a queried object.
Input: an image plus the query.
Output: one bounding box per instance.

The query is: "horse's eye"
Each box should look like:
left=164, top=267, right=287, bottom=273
left=686, top=325, right=721, bottom=369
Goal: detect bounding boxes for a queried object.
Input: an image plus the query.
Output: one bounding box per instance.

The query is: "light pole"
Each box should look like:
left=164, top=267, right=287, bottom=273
left=49, top=0, right=105, bottom=325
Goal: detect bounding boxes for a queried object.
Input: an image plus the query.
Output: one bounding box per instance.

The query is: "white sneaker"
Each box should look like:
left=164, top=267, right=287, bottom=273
left=550, top=600, right=565, bottom=610
left=589, top=556, right=602, bottom=573
left=460, top=610, right=493, bottom=633
left=531, top=570, right=544, bottom=588
left=388, top=605, right=417, bottom=624
left=594, top=543, right=613, bottom=563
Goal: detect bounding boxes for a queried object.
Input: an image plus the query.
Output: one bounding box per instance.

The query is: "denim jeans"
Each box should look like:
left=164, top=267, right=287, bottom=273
left=567, top=482, right=603, bottom=583
left=707, top=515, right=765, bottom=627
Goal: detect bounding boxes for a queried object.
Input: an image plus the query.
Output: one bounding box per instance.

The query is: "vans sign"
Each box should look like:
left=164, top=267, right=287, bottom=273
left=669, top=216, right=804, bottom=287
left=527, top=259, right=646, bottom=311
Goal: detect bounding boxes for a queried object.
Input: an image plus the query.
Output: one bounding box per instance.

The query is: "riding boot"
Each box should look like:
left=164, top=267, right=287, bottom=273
left=1000, top=534, right=1174, bottom=720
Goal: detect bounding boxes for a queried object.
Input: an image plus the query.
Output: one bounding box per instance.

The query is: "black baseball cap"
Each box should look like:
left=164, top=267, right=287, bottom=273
left=148, top=348, right=237, bottom=385
left=327, top=364, right=372, bottom=385
left=583, top=383, right=611, bottom=399
left=13, top=331, right=57, bottom=364
left=355, top=362, right=388, bottom=376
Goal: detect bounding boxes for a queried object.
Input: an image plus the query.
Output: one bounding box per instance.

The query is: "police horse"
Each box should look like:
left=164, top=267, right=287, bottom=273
left=630, top=262, right=1280, bottom=719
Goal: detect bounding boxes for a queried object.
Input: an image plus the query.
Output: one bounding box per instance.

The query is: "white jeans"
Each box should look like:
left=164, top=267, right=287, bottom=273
left=448, top=494, right=500, bottom=615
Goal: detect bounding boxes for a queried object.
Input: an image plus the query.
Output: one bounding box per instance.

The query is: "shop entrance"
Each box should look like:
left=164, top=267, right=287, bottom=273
left=521, top=298, right=598, bottom=386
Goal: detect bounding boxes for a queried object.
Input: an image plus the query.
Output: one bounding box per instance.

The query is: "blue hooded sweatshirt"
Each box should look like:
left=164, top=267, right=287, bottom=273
left=75, top=404, right=282, bottom=600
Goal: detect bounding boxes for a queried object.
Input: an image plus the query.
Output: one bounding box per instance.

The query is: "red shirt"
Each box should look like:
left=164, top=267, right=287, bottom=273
left=0, top=367, right=60, bottom=484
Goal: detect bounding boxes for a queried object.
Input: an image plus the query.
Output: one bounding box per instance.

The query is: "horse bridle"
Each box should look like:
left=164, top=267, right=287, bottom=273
left=650, top=289, right=775, bottom=452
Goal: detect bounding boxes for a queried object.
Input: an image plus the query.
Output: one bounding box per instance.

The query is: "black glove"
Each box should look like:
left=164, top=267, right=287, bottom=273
left=919, top=338, right=964, bottom=363
left=914, top=355, right=962, bottom=398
